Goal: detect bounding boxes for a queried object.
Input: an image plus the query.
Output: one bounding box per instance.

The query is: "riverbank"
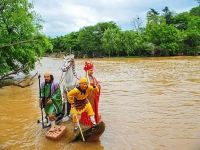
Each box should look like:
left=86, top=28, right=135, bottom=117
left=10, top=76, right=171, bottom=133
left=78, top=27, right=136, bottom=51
left=45, top=52, right=199, bottom=59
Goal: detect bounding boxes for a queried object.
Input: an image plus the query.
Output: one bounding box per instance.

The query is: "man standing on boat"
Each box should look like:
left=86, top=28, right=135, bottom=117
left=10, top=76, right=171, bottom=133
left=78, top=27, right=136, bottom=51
left=67, top=77, right=98, bottom=131
left=80, top=61, right=101, bottom=126
left=40, top=71, right=62, bottom=128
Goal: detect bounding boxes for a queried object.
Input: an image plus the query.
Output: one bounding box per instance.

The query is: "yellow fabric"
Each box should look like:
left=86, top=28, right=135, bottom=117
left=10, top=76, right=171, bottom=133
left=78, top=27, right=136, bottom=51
left=67, top=85, right=98, bottom=123
left=79, top=77, right=88, bottom=84
left=71, top=103, right=94, bottom=122
left=67, top=85, right=98, bottom=104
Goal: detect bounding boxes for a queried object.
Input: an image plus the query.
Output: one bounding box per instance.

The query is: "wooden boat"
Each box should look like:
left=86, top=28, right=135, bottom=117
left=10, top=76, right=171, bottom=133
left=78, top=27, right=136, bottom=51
left=44, top=118, right=105, bottom=142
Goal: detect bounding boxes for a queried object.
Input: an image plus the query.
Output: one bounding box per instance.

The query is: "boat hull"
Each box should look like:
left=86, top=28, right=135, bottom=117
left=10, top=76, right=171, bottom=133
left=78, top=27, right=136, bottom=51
left=55, top=119, right=105, bottom=142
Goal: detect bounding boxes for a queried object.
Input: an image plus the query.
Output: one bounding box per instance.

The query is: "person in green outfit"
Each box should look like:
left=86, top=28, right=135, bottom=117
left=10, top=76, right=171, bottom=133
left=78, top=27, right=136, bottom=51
left=40, top=71, right=62, bottom=127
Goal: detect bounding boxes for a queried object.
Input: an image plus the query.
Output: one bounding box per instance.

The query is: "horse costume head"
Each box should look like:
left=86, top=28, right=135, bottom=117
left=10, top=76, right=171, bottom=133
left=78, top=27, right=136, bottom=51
left=61, top=54, right=74, bottom=72
left=61, top=54, right=79, bottom=91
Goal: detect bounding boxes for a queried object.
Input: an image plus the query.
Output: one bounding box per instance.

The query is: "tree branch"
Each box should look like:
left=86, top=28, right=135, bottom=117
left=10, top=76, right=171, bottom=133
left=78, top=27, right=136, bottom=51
left=17, top=72, right=37, bottom=84
left=0, top=72, right=37, bottom=88
left=0, top=65, right=27, bottom=81
left=0, top=39, right=38, bottom=48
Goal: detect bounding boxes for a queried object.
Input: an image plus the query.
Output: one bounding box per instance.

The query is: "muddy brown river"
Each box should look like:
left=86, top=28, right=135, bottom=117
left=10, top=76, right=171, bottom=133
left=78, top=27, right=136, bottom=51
left=0, top=57, right=200, bottom=150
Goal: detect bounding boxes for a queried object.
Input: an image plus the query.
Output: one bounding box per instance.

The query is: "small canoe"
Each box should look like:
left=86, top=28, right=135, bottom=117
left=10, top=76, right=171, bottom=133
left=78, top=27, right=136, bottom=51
left=58, top=119, right=105, bottom=142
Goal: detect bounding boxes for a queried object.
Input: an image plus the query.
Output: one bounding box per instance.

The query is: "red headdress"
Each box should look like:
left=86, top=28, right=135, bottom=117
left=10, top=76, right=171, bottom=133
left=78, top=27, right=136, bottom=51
left=84, top=61, right=93, bottom=71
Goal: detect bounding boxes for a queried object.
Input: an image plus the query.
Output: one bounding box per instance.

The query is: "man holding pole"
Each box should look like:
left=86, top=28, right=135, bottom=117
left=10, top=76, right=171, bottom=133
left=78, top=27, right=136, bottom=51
left=67, top=77, right=98, bottom=131
left=80, top=61, right=101, bottom=126
left=39, top=71, right=63, bottom=128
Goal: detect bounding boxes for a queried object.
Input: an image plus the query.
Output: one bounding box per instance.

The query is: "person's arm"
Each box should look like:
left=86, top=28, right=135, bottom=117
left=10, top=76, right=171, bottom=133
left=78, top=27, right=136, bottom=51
left=93, top=77, right=101, bottom=93
left=67, top=88, right=78, bottom=105
left=89, top=85, right=99, bottom=93
left=96, top=79, right=101, bottom=93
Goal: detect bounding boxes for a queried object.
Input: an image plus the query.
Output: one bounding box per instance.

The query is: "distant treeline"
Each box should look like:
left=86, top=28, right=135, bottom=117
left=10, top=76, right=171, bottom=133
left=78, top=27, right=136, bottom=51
left=49, top=5, right=200, bottom=58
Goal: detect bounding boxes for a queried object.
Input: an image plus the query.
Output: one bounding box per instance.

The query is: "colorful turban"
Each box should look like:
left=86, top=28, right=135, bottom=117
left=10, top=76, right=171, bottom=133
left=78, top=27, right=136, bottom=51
left=84, top=61, right=93, bottom=71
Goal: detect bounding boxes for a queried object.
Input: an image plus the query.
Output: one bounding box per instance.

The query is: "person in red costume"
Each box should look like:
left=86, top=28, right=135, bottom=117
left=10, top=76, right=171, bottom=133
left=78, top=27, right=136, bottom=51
left=80, top=61, right=101, bottom=126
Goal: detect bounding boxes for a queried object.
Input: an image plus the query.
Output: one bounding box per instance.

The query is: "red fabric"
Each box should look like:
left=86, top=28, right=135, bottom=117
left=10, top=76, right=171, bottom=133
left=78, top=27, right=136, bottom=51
left=84, top=61, right=93, bottom=71
left=80, top=76, right=101, bottom=126
left=94, top=93, right=101, bottom=123
left=80, top=94, right=101, bottom=126
left=80, top=112, right=92, bottom=126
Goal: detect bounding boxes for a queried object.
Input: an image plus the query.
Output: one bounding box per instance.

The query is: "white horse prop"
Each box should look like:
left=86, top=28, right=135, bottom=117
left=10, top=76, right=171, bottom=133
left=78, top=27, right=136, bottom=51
left=60, top=54, right=79, bottom=117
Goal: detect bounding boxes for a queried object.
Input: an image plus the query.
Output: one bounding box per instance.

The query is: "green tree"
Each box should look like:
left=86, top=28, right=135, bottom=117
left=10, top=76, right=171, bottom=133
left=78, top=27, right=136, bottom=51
left=180, top=28, right=200, bottom=55
left=190, top=6, right=200, bottom=16
left=102, top=28, right=122, bottom=57
left=0, top=0, right=52, bottom=84
left=77, top=21, right=119, bottom=57
left=173, top=12, right=192, bottom=30
left=78, top=25, right=97, bottom=57
left=146, top=19, right=181, bottom=56
left=51, top=32, right=80, bottom=54
left=147, top=8, right=160, bottom=23
left=65, top=32, right=80, bottom=55
left=122, top=31, right=149, bottom=56
left=121, top=31, right=136, bottom=56
left=94, top=21, right=119, bottom=51
left=162, top=6, right=174, bottom=24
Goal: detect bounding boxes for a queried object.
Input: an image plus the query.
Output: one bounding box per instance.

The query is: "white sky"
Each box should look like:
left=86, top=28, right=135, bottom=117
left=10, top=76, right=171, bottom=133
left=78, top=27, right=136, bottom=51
left=31, top=0, right=198, bottom=37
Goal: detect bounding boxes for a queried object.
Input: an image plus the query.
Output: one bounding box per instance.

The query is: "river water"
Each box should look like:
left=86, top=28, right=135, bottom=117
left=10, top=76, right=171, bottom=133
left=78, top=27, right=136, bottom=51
left=0, top=56, right=200, bottom=150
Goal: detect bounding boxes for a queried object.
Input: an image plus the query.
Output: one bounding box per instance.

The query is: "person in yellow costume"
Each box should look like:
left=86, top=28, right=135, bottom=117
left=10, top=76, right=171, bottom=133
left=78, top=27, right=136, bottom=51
left=67, top=77, right=99, bottom=131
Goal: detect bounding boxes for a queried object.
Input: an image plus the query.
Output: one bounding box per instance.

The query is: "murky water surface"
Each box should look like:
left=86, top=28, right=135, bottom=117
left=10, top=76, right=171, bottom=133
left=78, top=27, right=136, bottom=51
left=0, top=56, right=200, bottom=150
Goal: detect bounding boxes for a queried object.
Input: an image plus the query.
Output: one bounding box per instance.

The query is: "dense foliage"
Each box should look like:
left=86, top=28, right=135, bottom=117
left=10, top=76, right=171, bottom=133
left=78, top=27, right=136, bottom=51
left=0, top=0, right=52, bottom=81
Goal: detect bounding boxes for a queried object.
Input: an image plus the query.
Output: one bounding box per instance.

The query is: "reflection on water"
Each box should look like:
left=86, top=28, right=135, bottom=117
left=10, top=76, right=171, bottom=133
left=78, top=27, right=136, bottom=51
left=0, top=56, right=200, bottom=150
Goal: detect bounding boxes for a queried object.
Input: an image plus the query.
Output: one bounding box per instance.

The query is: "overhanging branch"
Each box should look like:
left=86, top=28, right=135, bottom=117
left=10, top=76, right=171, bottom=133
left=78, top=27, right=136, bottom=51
left=0, top=39, right=38, bottom=48
left=0, top=65, right=28, bottom=81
